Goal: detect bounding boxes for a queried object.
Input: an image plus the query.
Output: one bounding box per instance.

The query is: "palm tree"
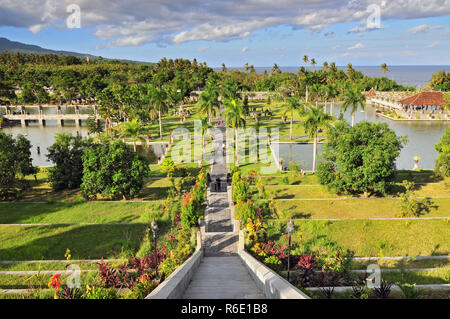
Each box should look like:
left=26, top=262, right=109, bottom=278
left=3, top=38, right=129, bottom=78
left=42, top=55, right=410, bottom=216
left=329, top=62, right=338, bottom=73
left=221, top=62, right=227, bottom=72
left=310, top=58, right=317, bottom=70
left=303, top=105, right=333, bottom=172
left=148, top=86, right=168, bottom=139
left=342, top=85, right=366, bottom=127
left=120, top=118, right=143, bottom=152
left=281, top=97, right=305, bottom=140
left=200, top=116, right=211, bottom=164
left=309, top=84, right=323, bottom=107
left=271, top=63, right=281, bottom=75
left=347, top=63, right=355, bottom=80
left=244, top=62, right=249, bottom=72
left=325, top=83, right=339, bottom=116
left=323, top=61, right=329, bottom=71
left=223, top=99, right=246, bottom=166
left=249, top=65, right=256, bottom=73
left=303, top=55, right=309, bottom=65
left=198, top=85, right=219, bottom=123
left=380, top=63, right=390, bottom=74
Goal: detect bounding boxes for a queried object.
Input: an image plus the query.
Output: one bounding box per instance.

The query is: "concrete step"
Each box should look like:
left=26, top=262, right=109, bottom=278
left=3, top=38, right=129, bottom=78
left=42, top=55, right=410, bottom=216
left=183, top=257, right=266, bottom=299
left=203, top=232, right=238, bottom=256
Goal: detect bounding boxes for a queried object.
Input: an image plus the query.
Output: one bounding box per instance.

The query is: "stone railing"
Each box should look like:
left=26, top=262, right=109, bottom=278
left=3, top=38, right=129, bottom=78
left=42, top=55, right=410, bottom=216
left=145, top=231, right=203, bottom=299
left=237, top=230, right=310, bottom=299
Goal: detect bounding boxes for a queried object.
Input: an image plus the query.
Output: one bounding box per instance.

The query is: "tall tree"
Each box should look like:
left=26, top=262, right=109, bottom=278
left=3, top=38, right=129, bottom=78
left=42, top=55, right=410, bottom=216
left=149, top=86, right=168, bottom=139
left=281, top=97, right=305, bottom=140
left=47, top=133, right=91, bottom=190
left=380, top=63, right=390, bottom=74
left=342, top=84, right=366, bottom=127
left=0, top=132, right=35, bottom=199
left=81, top=140, right=150, bottom=200
left=120, top=119, right=144, bottom=152
left=223, top=99, right=246, bottom=166
left=198, top=85, right=219, bottom=123
left=302, top=55, right=309, bottom=65
left=303, top=104, right=333, bottom=173
left=317, top=121, right=406, bottom=197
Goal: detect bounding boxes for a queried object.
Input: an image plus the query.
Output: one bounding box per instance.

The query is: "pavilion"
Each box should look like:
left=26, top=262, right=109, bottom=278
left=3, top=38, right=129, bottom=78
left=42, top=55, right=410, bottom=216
left=398, top=91, right=447, bottom=113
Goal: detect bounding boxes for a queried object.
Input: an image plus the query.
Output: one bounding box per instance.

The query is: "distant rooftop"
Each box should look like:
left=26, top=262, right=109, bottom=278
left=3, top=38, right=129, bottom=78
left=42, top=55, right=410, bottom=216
left=398, top=91, right=446, bottom=106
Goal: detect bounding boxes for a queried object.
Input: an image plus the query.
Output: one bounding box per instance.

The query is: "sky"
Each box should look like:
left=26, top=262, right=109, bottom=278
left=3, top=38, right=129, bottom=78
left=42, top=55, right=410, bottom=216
left=0, top=0, right=449, bottom=67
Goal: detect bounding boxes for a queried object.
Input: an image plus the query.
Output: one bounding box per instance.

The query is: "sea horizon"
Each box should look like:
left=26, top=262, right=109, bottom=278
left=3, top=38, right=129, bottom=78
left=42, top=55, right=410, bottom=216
left=212, top=65, right=450, bottom=88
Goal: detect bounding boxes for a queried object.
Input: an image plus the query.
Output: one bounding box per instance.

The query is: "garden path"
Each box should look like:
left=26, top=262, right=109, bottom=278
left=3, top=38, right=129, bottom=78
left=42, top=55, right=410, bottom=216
left=183, top=106, right=265, bottom=299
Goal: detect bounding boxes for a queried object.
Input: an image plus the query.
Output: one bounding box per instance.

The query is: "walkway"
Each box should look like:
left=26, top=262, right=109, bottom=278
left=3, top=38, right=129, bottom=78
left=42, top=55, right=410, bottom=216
left=183, top=107, right=265, bottom=299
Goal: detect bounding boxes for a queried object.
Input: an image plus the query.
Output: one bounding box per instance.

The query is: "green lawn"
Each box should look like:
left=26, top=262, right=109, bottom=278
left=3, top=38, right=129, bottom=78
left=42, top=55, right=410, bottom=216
left=267, top=219, right=450, bottom=257
left=268, top=198, right=450, bottom=219
left=259, top=182, right=450, bottom=200
left=0, top=201, right=160, bottom=224
left=350, top=258, right=449, bottom=270
left=0, top=224, right=148, bottom=260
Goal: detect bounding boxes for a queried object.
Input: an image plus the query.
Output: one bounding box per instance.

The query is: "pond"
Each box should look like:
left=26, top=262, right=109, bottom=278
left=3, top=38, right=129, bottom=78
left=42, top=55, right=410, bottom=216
left=274, top=103, right=448, bottom=170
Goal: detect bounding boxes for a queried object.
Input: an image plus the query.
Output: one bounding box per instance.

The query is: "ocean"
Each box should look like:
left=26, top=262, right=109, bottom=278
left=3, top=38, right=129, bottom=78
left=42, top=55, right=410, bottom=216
left=213, top=65, right=450, bottom=89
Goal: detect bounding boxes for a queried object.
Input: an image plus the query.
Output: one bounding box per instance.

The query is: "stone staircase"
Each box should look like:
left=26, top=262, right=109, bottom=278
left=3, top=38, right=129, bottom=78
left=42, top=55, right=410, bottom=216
left=182, top=106, right=265, bottom=299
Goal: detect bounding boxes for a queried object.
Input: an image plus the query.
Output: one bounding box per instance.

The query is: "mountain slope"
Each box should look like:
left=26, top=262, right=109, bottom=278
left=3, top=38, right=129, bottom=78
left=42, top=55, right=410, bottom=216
left=0, top=37, right=153, bottom=65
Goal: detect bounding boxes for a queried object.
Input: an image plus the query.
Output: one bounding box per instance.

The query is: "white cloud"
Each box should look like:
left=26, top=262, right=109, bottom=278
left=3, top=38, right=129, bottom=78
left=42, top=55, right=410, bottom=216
left=198, top=46, right=211, bottom=52
left=408, top=24, right=445, bottom=34
left=241, top=46, right=249, bottom=53
left=0, top=0, right=449, bottom=46
left=425, top=41, right=439, bottom=48
left=348, top=42, right=365, bottom=50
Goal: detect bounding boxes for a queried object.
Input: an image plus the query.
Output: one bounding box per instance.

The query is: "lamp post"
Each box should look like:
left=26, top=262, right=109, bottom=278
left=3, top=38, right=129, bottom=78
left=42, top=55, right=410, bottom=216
left=151, top=220, right=159, bottom=270
left=286, top=218, right=294, bottom=283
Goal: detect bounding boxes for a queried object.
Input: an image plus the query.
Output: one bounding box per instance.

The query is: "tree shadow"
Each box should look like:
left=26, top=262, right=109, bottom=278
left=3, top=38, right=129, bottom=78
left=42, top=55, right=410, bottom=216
left=0, top=224, right=147, bottom=260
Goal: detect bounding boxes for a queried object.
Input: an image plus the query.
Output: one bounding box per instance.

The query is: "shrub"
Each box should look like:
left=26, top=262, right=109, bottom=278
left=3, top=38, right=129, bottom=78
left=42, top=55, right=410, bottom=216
left=131, top=274, right=159, bottom=299
left=83, top=285, right=118, bottom=299
left=232, top=171, right=250, bottom=203
left=373, top=280, right=393, bottom=299
left=264, top=255, right=282, bottom=272
left=398, top=283, right=420, bottom=299
left=398, top=180, right=435, bottom=217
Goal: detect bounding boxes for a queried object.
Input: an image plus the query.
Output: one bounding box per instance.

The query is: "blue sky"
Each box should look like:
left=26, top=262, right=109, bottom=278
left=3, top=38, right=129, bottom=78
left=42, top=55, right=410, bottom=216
left=0, top=1, right=449, bottom=67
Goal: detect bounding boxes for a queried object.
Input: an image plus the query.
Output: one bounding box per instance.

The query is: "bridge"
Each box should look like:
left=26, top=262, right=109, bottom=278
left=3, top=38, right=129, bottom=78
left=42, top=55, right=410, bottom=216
left=1, top=105, right=100, bottom=127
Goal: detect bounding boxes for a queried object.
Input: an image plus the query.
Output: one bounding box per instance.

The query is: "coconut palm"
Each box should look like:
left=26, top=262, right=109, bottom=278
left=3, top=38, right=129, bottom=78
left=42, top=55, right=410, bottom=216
left=120, top=118, right=143, bottom=152
left=323, top=61, right=329, bottom=71
left=221, top=62, right=227, bottom=72
left=347, top=63, right=355, bottom=80
left=381, top=63, right=390, bottom=74
left=271, top=63, right=281, bottom=75
left=223, top=99, right=246, bottom=166
left=342, top=85, right=366, bottom=127
left=310, top=58, right=317, bottom=70
left=200, top=116, right=211, bottom=163
left=303, top=55, right=309, bottom=65
left=148, top=86, right=168, bottom=139
left=329, top=62, right=338, bottom=73
left=244, top=62, right=249, bottom=72
left=325, top=83, right=339, bottom=116
left=198, top=85, right=219, bottom=124
left=303, top=105, right=333, bottom=172
left=281, top=97, right=305, bottom=140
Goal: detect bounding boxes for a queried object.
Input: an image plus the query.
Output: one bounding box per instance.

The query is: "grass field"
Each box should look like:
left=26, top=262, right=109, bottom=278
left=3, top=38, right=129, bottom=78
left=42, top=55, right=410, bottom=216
left=0, top=201, right=160, bottom=224
left=0, top=224, right=148, bottom=260
left=267, top=198, right=450, bottom=219
left=267, top=219, right=450, bottom=257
